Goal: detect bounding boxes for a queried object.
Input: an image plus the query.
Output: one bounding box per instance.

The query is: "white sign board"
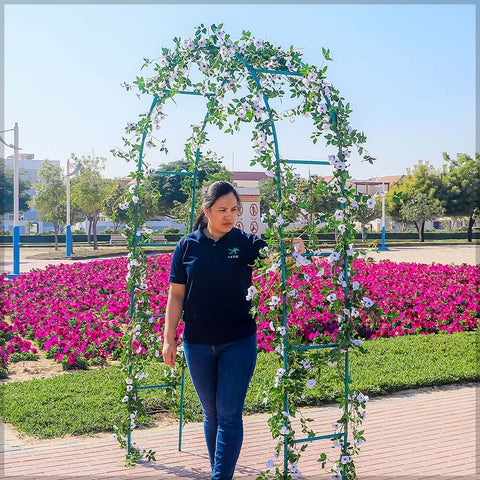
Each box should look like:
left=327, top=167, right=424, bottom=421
left=236, top=187, right=261, bottom=235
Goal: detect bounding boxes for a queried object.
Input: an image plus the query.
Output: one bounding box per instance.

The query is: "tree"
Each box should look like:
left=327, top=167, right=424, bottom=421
left=103, top=182, right=129, bottom=229
left=29, top=160, right=66, bottom=250
left=168, top=159, right=231, bottom=228
left=442, top=153, right=480, bottom=242
left=400, top=192, right=445, bottom=242
left=0, top=159, right=31, bottom=215
left=386, top=160, right=444, bottom=241
left=71, top=154, right=114, bottom=250
left=354, top=202, right=381, bottom=241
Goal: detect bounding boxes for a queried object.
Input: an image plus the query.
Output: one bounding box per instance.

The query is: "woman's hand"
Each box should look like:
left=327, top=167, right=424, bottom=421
left=162, top=340, right=177, bottom=368
left=283, top=237, right=306, bottom=255
left=292, top=237, right=306, bottom=255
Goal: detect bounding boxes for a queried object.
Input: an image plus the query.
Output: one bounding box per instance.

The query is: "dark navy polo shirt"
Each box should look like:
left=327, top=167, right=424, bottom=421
left=168, top=227, right=267, bottom=345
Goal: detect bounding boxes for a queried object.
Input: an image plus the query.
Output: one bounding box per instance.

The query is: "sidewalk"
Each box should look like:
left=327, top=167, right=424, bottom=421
left=2, top=383, right=478, bottom=479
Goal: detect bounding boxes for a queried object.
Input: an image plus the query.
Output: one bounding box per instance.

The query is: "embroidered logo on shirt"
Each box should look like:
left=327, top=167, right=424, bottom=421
left=227, top=247, right=240, bottom=259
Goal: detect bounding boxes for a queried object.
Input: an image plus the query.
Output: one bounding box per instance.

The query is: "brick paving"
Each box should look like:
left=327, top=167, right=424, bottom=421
left=1, top=383, right=477, bottom=479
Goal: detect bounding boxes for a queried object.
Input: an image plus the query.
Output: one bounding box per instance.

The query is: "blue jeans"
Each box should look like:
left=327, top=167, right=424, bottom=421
left=183, top=333, right=257, bottom=480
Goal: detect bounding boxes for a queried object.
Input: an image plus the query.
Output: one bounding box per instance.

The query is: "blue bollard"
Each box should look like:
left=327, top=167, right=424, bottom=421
left=378, top=226, right=389, bottom=251
left=13, top=226, right=20, bottom=276
left=66, top=225, right=72, bottom=257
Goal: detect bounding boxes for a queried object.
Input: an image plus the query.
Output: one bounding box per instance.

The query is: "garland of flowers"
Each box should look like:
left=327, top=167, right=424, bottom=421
left=112, top=24, right=382, bottom=478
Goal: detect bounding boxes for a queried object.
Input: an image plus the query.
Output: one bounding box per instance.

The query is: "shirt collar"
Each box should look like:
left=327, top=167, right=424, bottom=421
left=196, top=226, right=237, bottom=243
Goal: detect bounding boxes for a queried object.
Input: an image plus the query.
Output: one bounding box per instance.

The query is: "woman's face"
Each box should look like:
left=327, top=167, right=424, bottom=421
left=204, top=192, right=239, bottom=238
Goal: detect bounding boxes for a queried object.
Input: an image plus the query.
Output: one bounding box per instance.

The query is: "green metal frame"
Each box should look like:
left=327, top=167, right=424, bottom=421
left=127, top=56, right=351, bottom=479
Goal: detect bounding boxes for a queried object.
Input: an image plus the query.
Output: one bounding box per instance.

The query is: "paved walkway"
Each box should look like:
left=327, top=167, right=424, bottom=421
left=1, top=383, right=478, bottom=479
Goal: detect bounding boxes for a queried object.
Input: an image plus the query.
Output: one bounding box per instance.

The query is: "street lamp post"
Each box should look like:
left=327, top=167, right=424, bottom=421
left=66, top=158, right=82, bottom=257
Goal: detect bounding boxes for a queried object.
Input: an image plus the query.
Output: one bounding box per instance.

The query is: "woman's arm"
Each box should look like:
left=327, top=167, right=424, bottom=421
left=162, top=282, right=186, bottom=368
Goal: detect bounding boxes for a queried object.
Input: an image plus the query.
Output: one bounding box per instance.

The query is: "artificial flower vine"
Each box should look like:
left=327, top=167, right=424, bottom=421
left=112, top=23, right=381, bottom=478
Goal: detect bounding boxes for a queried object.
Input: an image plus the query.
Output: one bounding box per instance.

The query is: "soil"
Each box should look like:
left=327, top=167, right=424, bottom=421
left=1, top=354, right=65, bottom=384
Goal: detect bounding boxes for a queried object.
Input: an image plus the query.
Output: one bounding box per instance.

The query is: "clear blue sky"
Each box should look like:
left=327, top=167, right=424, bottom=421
left=4, top=3, right=476, bottom=180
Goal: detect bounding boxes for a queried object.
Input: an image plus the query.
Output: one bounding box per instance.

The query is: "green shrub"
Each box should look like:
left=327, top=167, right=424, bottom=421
left=8, top=352, right=39, bottom=363
left=61, top=355, right=89, bottom=371
left=162, top=227, right=180, bottom=234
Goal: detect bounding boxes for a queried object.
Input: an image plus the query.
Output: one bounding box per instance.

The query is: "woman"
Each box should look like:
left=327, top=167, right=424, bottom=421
left=163, top=180, right=304, bottom=480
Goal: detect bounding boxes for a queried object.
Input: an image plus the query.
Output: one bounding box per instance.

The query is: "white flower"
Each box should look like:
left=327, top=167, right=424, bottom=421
left=326, top=293, right=337, bottom=302
left=332, top=423, right=338, bottom=430
left=198, top=38, right=206, bottom=48
left=318, top=103, right=328, bottom=113
left=367, top=198, right=376, bottom=209
left=328, top=361, right=337, bottom=367
left=273, top=215, right=285, bottom=227
left=338, top=224, right=346, bottom=233
left=126, top=378, right=133, bottom=385
left=333, top=440, right=342, bottom=447
left=277, top=326, right=286, bottom=336
left=357, top=392, right=366, bottom=403
left=316, top=268, right=325, bottom=277
left=246, top=285, right=257, bottom=301
left=199, top=61, right=208, bottom=72
left=265, top=170, right=275, bottom=177
left=274, top=377, right=280, bottom=388
left=289, top=194, right=297, bottom=202
left=362, top=297, right=374, bottom=308
left=122, top=396, right=129, bottom=403
left=185, top=39, right=195, bottom=50
left=254, top=38, right=263, bottom=48
left=334, top=159, right=346, bottom=171
left=327, top=252, right=340, bottom=264
left=280, top=426, right=290, bottom=435
left=266, top=262, right=281, bottom=274
left=337, top=197, right=347, bottom=203
left=276, top=368, right=286, bottom=377
left=289, top=462, right=299, bottom=473
left=129, top=184, right=136, bottom=194
left=300, top=208, right=309, bottom=216
left=269, top=296, right=281, bottom=309
left=266, top=459, right=274, bottom=468
left=351, top=307, right=360, bottom=318
left=355, top=439, right=364, bottom=446
left=131, top=195, right=139, bottom=204
left=306, top=379, right=316, bottom=388
left=126, top=385, right=133, bottom=392
left=282, top=410, right=291, bottom=417
left=341, top=455, right=351, bottom=465
left=332, top=474, right=342, bottom=480
left=111, top=433, right=118, bottom=440
left=334, top=209, right=344, bottom=220
left=215, top=28, right=224, bottom=38
left=351, top=199, right=359, bottom=208
left=352, top=281, right=360, bottom=291
left=300, top=359, right=312, bottom=371
left=351, top=339, right=364, bottom=346
left=269, top=321, right=275, bottom=331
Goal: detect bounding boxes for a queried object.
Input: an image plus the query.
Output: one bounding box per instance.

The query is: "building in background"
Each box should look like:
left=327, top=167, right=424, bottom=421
left=1, top=154, right=61, bottom=233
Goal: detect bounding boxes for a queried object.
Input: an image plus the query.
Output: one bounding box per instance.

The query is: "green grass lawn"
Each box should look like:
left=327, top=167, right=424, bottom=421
left=1, top=331, right=478, bottom=439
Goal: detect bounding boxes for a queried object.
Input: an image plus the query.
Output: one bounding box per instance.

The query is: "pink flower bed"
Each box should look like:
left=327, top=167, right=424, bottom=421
left=255, top=259, right=479, bottom=350
left=1, top=256, right=478, bottom=366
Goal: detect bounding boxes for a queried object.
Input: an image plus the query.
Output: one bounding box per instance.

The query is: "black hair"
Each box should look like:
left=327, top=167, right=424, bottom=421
left=194, top=181, right=241, bottom=230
